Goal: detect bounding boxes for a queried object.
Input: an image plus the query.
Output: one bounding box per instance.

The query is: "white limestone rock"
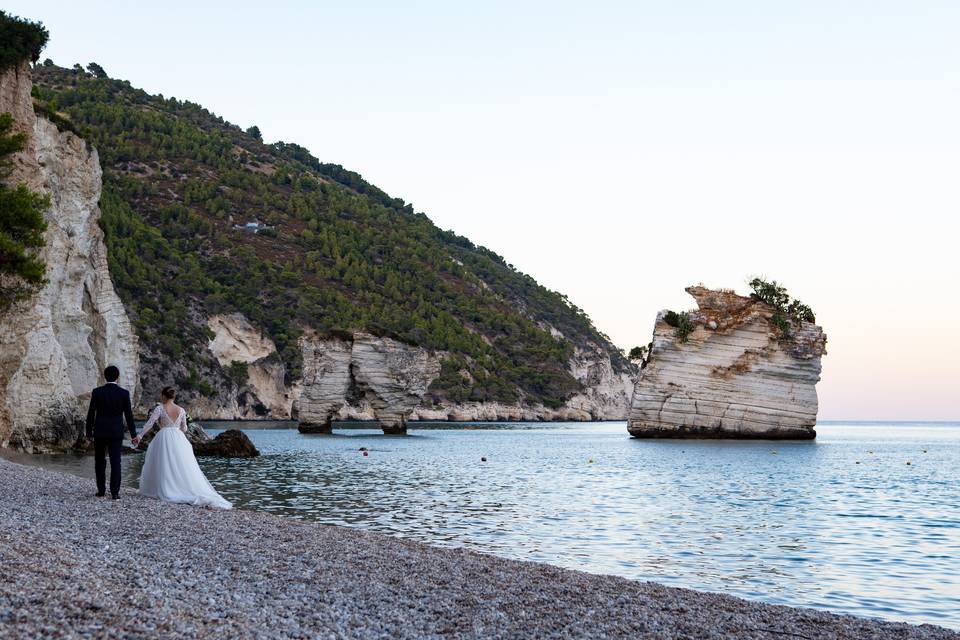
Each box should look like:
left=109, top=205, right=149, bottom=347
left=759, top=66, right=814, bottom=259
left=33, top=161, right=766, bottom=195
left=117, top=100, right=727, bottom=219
left=627, top=286, right=826, bottom=440
left=295, top=333, right=353, bottom=433
left=351, top=333, right=441, bottom=433
left=0, top=63, right=139, bottom=452
left=294, top=332, right=441, bottom=434
left=205, top=314, right=292, bottom=418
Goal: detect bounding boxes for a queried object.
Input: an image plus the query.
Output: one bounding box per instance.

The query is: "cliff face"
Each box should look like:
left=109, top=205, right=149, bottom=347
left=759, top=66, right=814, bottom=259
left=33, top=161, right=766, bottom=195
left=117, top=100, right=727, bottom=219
left=0, top=62, right=140, bottom=452
left=627, top=286, right=826, bottom=440
left=191, top=313, right=634, bottom=430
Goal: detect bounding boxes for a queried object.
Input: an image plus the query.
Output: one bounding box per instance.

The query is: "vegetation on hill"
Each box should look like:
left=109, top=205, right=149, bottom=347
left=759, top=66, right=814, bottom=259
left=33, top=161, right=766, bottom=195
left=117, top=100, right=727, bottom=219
left=32, top=63, right=629, bottom=407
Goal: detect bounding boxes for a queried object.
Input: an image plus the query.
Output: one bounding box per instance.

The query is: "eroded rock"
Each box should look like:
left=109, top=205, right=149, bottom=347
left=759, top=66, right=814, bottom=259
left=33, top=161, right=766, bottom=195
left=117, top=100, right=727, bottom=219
left=627, top=286, right=827, bottom=440
left=295, top=332, right=440, bottom=434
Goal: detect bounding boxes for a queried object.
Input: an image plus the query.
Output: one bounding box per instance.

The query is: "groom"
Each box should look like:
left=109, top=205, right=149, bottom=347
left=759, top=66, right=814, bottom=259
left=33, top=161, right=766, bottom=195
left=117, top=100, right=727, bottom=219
left=85, top=365, right=138, bottom=499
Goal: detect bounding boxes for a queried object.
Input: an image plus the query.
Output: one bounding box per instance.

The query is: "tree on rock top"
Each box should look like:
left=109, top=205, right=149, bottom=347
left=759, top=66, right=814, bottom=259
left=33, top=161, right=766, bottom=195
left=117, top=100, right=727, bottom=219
left=0, top=11, right=49, bottom=71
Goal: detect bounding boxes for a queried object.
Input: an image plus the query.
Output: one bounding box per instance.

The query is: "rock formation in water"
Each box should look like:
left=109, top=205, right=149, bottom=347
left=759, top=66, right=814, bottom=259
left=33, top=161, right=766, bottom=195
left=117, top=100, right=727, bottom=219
left=192, top=429, right=259, bottom=457
left=627, top=286, right=826, bottom=440
left=296, top=331, right=441, bottom=434
left=0, top=61, right=139, bottom=452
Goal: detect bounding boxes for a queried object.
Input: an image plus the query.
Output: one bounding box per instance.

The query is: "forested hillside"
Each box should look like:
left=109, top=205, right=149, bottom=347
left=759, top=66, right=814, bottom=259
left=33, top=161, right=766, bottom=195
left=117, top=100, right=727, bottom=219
left=32, top=62, right=630, bottom=409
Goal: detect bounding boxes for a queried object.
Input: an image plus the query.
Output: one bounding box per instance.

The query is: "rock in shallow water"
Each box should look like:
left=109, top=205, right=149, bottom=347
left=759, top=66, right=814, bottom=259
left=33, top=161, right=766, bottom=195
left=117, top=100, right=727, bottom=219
left=191, top=429, right=259, bottom=457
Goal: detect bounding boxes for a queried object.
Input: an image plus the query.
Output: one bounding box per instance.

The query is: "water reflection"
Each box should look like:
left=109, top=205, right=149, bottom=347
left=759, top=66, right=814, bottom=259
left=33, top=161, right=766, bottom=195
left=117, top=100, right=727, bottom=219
left=5, top=421, right=959, bottom=629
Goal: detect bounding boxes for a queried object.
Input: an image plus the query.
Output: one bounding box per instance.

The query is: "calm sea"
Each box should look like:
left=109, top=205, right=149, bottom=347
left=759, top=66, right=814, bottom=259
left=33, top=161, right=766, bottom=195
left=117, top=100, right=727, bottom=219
left=8, top=421, right=959, bottom=629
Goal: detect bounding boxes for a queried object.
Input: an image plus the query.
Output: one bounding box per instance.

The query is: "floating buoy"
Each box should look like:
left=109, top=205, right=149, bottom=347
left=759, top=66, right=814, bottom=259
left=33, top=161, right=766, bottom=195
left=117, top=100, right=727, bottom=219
left=770, top=451, right=778, bottom=455
left=481, top=457, right=487, bottom=462
left=362, top=451, right=368, bottom=457
left=922, top=449, right=928, bottom=453
left=855, top=461, right=861, bottom=464
left=906, top=461, right=911, bottom=465
left=588, top=459, right=594, bottom=464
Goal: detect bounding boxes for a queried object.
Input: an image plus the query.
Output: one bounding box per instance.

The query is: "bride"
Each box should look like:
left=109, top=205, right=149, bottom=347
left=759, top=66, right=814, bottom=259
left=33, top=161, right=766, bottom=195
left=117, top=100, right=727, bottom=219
left=132, top=386, right=231, bottom=510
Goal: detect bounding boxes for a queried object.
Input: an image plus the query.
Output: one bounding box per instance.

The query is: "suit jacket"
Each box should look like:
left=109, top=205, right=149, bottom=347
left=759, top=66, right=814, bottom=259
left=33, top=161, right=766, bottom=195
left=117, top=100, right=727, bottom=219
left=86, top=383, right=138, bottom=440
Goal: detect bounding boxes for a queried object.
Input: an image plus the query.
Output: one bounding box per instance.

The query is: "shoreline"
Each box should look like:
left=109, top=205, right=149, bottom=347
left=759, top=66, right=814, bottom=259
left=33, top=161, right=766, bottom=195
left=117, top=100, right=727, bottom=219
left=1, top=459, right=956, bottom=639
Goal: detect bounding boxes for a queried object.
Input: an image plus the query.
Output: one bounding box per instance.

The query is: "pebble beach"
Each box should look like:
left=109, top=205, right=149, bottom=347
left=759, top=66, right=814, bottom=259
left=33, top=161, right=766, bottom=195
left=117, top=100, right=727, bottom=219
left=0, top=458, right=956, bottom=640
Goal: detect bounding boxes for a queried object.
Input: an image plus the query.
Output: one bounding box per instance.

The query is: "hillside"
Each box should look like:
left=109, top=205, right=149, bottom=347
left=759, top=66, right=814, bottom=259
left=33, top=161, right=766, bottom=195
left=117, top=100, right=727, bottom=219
left=31, top=62, right=632, bottom=418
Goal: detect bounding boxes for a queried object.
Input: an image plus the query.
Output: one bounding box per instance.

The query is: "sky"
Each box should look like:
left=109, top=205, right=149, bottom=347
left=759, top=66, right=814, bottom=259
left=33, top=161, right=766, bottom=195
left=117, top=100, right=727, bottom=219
left=8, top=1, right=959, bottom=419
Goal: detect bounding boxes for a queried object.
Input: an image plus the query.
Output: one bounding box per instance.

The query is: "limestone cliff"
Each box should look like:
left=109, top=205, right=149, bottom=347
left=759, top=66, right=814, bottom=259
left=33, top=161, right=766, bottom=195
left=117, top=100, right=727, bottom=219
left=627, top=286, right=826, bottom=440
left=177, top=312, right=635, bottom=428
left=0, top=62, right=139, bottom=452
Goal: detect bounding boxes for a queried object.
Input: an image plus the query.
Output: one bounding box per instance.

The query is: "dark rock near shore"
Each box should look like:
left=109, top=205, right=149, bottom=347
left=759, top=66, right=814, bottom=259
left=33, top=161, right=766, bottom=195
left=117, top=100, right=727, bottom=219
left=298, top=420, right=333, bottom=434
left=192, top=429, right=259, bottom=457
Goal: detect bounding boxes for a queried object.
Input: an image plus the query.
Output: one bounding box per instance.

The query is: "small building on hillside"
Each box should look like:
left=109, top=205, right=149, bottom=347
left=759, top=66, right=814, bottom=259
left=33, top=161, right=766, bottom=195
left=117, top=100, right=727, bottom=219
left=233, top=220, right=274, bottom=233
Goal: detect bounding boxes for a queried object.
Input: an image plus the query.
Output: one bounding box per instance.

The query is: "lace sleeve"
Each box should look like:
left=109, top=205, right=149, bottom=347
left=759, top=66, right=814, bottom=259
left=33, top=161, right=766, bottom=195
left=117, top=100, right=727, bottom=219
left=178, top=410, right=188, bottom=433
left=138, top=405, right=162, bottom=441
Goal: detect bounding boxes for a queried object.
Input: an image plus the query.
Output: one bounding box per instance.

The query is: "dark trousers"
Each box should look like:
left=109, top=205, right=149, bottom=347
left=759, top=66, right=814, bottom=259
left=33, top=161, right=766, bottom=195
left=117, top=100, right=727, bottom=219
left=94, top=437, right=123, bottom=496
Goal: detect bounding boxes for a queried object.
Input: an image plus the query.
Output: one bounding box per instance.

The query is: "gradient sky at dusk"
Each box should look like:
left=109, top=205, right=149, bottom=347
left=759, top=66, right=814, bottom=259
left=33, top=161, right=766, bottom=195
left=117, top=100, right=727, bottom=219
left=10, top=1, right=959, bottom=418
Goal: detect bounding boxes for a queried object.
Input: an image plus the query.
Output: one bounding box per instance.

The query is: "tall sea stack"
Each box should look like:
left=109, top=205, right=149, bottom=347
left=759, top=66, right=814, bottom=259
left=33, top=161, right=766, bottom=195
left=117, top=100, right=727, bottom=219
left=627, top=285, right=826, bottom=440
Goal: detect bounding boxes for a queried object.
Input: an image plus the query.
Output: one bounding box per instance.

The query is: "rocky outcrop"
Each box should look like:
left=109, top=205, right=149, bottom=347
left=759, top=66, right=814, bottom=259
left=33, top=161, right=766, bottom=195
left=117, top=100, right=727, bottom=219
left=296, top=332, right=441, bottom=434
left=562, top=345, right=635, bottom=420
left=627, top=286, right=826, bottom=440
left=204, top=314, right=293, bottom=418
left=407, top=342, right=635, bottom=423
left=0, top=62, right=139, bottom=453
left=193, top=312, right=636, bottom=426
left=192, top=429, right=259, bottom=457
left=296, top=334, right=352, bottom=433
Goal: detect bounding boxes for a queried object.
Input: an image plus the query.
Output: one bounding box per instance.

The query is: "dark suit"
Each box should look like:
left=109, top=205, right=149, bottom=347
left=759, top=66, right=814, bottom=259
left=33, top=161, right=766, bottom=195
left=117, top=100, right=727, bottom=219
left=85, top=383, right=138, bottom=496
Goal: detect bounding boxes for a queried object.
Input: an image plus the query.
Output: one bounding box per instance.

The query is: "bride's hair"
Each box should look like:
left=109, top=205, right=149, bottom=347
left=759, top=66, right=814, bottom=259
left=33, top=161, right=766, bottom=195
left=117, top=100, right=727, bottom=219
left=161, top=386, right=177, bottom=401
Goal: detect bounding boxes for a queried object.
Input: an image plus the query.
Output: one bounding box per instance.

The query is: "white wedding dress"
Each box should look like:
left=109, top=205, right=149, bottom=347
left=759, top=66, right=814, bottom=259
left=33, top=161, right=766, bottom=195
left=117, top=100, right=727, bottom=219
left=138, top=404, right=232, bottom=509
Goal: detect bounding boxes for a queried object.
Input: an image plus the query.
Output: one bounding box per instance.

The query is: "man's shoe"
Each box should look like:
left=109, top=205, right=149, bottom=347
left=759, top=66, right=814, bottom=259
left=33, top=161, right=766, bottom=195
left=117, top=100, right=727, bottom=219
left=96, top=491, right=105, bottom=497
left=111, top=494, right=120, bottom=500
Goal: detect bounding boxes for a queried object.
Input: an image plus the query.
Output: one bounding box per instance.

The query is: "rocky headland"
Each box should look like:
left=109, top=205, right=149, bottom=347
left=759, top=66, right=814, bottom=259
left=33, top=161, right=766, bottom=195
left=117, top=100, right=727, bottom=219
left=29, top=62, right=638, bottom=437
left=202, top=313, right=635, bottom=435
left=0, top=56, right=634, bottom=453
left=628, top=284, right=827, bottom=439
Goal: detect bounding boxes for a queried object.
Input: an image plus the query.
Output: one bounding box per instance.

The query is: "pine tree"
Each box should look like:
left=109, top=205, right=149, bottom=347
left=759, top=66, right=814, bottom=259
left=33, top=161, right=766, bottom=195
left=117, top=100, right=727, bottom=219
left=0, top=113, right=49, bottom=310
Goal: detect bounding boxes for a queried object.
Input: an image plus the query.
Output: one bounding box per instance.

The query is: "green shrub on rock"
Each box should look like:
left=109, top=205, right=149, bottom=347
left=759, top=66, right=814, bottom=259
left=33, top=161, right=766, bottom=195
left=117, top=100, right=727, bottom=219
left=663, top=310, right=695, bottom=343
left=0, top=113, right=49, bottom=310
left=748, top=277, right=817, bottom=339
